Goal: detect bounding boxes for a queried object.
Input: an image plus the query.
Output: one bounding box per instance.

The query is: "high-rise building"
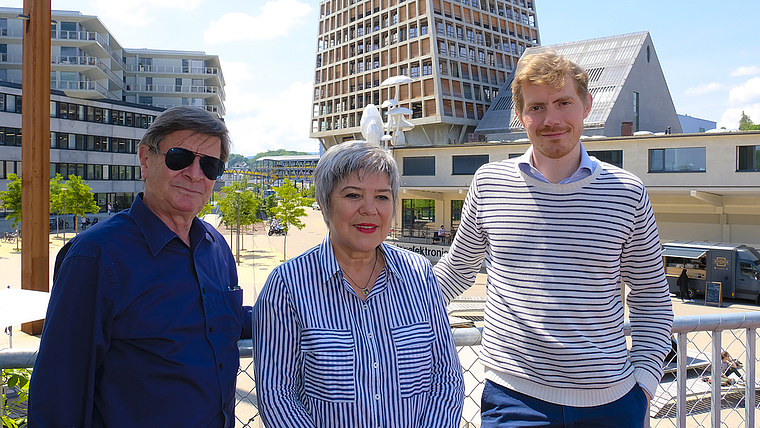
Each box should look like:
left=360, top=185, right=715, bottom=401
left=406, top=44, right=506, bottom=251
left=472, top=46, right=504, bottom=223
left=0, top=7, right=226, bottom=212
left=309, top=0, right=539, bottom=149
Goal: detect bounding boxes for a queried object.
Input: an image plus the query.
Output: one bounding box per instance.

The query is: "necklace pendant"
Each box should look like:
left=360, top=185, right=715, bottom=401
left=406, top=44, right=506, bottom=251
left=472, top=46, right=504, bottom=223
left=363, top=287, right=370, bottom=296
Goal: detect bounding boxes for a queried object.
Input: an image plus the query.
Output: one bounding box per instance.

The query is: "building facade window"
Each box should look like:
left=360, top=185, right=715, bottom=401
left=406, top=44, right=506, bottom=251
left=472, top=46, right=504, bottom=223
left=648, top=147, right=706, bottom=173
left=588, top=149, right=623, bottom=168
left=452, top=154, right=488, bottom=175
left=403, top=156, right=435, bottom=175
left=737, top=145, right=760, bottom=172
left=401, top=199, right=435, bottom=233
left=633, top=91, right=640, bottom=132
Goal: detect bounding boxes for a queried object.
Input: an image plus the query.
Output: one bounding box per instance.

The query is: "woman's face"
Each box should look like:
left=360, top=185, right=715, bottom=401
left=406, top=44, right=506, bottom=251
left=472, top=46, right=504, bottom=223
left=326, top=172, right=394, bottom=257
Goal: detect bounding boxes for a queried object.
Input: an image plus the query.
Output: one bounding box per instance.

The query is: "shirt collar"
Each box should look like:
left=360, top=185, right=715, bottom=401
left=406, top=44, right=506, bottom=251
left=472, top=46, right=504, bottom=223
left=516, top=142, right=595, bottom=184
left=130, top=193, right=212, bottom=256
left=318, top=233, right=403, bottom=286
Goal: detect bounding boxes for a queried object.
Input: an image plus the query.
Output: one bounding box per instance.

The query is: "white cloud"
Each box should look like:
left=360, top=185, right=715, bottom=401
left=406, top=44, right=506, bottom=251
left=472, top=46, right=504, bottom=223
left=204, top=0, right=311, bottom=44
left=731, top=66, right=760, bottom=77
left=225, top=81, right=319, bottom=156
left=86, top=0, right=202, bottom=27
left=683, top=82, right=723, bottom=96
left=717, top=104, right=760, bottom=129
left=728, top=77, right=760, bottom=105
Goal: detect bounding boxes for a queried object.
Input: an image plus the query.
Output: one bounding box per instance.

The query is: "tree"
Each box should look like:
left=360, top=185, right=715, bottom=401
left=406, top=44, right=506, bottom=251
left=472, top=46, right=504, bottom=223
left=272, top=178, right=307, bottom=261
left=226, top=153, right=249, bottom=169
left=0, top=173, right=22, bottom=228
left=216, top=180, right=262, bottom=255
left=49, top=174, right=66, bottom=236
left=56, top=175, right=99, bottom=234
left=739, top=112, right=760, bottom=131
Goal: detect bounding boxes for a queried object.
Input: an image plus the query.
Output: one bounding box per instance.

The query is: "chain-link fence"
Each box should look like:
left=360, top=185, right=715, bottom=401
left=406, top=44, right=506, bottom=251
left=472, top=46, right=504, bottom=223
left=4, top=312, right=760, bottom=428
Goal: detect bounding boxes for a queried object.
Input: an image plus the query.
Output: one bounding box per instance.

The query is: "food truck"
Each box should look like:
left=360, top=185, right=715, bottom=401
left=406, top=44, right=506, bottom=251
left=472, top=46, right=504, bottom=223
left=661, top=241, right=760, bottom=303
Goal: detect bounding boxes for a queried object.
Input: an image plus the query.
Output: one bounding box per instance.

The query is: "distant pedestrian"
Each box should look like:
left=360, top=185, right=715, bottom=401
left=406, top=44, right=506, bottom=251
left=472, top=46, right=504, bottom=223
left=678, top=269, right=690, bottom=302
left=107, top=203, right=112, bottom=215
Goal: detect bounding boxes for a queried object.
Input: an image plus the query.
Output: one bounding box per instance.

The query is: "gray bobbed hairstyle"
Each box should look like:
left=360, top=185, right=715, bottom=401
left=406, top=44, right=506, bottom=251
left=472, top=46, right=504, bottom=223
left=138, top=105, right=231, bottom=163
left=314, top=141, right=400, bottom=227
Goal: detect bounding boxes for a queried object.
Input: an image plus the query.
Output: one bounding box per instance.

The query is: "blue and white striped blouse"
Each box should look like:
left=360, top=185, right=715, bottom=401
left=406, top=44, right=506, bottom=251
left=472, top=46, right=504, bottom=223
left=253, top=235, right=464, bottom=428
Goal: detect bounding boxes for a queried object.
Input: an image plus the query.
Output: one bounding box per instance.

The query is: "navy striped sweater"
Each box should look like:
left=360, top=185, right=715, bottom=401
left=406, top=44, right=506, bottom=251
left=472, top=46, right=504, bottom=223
left=434, top=158, right=673, bottom=406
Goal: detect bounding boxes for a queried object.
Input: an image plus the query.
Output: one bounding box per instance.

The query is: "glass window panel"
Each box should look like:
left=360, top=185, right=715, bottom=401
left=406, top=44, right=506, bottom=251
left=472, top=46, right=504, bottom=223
left=402, top=156, right=435, bottom=175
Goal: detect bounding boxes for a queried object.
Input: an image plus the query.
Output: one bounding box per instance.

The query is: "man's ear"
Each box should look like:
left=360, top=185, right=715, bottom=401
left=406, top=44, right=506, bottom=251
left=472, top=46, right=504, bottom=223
left=138, top=144, right=151, bottom=180
left=514, top=106, right=525, bottom=127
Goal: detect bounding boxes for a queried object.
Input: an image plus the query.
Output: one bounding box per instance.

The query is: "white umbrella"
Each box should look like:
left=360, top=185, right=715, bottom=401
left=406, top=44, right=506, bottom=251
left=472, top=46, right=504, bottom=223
left=0, top=288, right=50, bottom=328
left=380, top=75, right=413, bottom=86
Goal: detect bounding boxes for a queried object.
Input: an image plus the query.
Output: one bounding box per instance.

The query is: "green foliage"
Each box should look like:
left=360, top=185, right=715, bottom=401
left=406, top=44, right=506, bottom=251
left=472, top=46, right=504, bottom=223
left=216, top=180, right=262, bottom=231
left=49, top=174, right=65, bottom=214
left=739, top=112, right=760, bottom=131
left=0, top=174, right=21, bottom=228
left=226, top=153, right=249, bottom=169
left=1, top=368, right=31, bottom=428
left=262, top=194, right=277, bottom=218
left=55, top=175, right=100, bottom=233
left=198, top=203, right=215, bottom=218
left=299, top=185, right=316, bottom=199
left=249, top=149, right=311, bottom=163
left=272, top=179, right=308, bottom=260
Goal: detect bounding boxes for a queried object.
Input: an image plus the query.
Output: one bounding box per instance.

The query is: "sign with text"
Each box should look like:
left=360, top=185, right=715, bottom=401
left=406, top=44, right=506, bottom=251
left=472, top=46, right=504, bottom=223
left=705, top=281, right=722, bottom=307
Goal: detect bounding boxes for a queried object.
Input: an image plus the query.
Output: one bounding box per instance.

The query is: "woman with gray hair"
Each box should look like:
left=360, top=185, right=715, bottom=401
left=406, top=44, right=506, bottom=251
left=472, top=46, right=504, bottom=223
left=253, top=141, right=464, bottom=427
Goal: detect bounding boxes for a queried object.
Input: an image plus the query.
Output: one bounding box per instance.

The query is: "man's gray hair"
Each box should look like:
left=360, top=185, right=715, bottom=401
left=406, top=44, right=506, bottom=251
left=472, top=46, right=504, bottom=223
left=314, top=141, right=399, bottom=227
left=138, top=106, right=231, bottom=162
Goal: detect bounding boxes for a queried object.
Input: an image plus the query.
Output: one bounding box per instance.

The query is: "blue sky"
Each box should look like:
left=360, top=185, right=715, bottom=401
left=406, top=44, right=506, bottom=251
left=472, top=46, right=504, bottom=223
left=8, top=0, right=760, bottom=156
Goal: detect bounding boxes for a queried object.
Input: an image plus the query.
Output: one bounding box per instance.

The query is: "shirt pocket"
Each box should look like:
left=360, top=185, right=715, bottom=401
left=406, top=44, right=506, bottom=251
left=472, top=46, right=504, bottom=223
left=222, top=288, right=243, bottom=341
left=300, top=328, right=356, bottom=402
left=391, top=322, right=436, bottom=398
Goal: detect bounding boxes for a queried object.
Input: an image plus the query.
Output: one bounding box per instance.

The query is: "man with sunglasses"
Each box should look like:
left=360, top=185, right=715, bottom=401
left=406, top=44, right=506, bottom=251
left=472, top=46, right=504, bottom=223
left=30, top=106, right=252, bottom=428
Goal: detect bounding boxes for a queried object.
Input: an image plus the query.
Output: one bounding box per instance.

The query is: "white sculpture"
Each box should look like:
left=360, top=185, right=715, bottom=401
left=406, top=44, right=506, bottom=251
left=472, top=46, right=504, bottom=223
left=360, top=75, right=415, bottom=149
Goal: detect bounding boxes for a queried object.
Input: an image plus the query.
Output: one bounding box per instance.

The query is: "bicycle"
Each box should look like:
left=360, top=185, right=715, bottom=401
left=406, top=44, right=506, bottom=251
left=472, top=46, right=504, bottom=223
left=2, top=230, right=18, bottom=243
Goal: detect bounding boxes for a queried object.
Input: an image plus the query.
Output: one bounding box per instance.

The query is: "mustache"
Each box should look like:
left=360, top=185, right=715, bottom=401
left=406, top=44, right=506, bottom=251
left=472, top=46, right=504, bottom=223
left=538, top=126, right=570, bottom=135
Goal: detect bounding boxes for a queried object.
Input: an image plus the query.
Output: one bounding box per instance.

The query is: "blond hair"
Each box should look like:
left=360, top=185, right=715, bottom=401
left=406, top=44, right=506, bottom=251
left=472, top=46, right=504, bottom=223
left=512, top=51, right=590, bottom=116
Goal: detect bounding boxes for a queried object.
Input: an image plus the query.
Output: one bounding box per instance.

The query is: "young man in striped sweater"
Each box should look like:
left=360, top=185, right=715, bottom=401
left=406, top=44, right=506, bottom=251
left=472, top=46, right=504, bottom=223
left=434, top=51, right=673, bottom=427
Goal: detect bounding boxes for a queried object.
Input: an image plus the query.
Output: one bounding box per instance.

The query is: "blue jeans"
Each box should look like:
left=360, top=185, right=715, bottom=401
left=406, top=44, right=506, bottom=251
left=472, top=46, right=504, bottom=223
left=481, top=380, right=648, bottom=428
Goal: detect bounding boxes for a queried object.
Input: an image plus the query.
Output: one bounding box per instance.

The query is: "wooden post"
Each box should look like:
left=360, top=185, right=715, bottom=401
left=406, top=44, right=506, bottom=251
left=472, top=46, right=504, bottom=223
left=20, top=0, right=52, bottom=335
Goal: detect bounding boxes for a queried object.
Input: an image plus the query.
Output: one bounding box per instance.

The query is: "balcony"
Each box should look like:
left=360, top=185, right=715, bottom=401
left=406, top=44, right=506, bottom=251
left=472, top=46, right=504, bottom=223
left=51, top=55, right=124, bottom=90
left=52, top=80, right=110, bottom=99
left=125, top=64, right=220, bottom=76
left=128, top=84, right=222, bottom=98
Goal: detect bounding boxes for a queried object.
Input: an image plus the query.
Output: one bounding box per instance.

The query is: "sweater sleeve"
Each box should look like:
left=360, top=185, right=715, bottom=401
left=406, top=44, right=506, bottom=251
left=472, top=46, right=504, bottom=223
left=621, top=187, right=674, bottom=395
left=433, top=171, right=489, bottom=304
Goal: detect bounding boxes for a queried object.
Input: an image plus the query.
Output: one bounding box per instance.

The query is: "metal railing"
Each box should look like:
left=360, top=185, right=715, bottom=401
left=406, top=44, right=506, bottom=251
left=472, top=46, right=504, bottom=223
left=3, top=312, right=760, bottom=428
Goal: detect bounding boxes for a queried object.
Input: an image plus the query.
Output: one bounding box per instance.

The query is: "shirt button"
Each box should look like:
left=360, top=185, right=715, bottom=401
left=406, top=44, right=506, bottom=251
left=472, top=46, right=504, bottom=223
left=209, top=327, right=214, bottom=333
left=202, top=287, right=206, bottom=293
left=367, top=333, right=373, bottom=338
left=374, top=394, right=380, bottom=400
left=373, top=362, right=378, bottom=368
left=363, top=304, right=368, bottom=310
left=219, top=363, right=224, bottom=369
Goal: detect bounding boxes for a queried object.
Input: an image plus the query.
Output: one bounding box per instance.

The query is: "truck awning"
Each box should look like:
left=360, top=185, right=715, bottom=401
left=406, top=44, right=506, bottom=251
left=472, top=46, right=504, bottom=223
left=661, top=246, right=708, bottom=259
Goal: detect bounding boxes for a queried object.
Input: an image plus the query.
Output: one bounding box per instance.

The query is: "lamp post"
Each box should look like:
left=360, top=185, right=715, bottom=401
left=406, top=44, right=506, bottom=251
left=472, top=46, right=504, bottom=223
left=235, top=190, right=242, bottom=265
left=61, top=187, right=68, bottom=244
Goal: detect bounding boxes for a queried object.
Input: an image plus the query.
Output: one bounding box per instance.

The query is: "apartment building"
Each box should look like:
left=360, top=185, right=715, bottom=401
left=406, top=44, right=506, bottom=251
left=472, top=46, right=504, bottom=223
left=310, top=0, right=539, bottom=149
left=0, top=8, right=226, bottom=212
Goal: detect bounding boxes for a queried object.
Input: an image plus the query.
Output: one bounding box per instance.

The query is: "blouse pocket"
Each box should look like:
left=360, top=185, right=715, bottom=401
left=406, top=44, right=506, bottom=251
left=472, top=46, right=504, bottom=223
left=391, top=322, right=436, bottom=398
left=300, top=328, right=356, bottom=402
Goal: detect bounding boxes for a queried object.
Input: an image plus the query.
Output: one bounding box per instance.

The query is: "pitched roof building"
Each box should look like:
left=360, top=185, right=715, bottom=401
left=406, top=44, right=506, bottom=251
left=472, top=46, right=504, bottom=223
left=475, top=31, right=682, bottom=141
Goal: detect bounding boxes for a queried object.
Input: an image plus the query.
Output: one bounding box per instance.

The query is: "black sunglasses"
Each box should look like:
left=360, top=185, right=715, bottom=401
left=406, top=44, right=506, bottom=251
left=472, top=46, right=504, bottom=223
left=155, top=147, right=225, bottom=180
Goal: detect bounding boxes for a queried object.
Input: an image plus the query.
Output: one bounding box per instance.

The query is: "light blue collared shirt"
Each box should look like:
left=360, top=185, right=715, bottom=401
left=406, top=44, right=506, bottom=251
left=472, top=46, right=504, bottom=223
left=516, top=142, right=597, bottom=184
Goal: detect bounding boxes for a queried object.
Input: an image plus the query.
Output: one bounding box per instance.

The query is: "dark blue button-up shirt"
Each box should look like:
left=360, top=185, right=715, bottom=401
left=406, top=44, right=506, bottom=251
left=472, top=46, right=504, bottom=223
left=29, top=194, right=252, bottom=428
